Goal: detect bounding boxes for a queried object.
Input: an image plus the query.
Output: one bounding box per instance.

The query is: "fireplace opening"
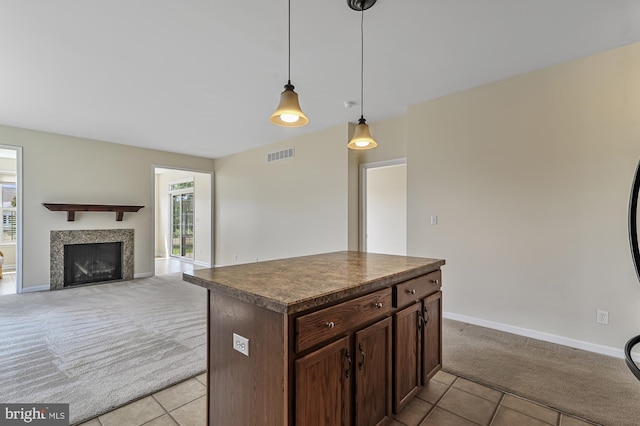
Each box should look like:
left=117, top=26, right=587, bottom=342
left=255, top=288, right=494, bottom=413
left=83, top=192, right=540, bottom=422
left=64, top=242, right=123, bottom=287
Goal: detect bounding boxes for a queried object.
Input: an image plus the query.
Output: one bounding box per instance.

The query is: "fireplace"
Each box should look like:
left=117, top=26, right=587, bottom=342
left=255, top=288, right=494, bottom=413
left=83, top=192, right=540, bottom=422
left=50, top=229, right=134, bottom=290
left=64, top=242, right=123, bottom=286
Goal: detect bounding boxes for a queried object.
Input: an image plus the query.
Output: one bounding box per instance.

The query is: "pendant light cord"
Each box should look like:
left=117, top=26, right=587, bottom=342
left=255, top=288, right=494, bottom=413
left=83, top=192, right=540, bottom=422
left=288, top=0, right=291, bottom=83
left=360, top=5, right=364, bottom=119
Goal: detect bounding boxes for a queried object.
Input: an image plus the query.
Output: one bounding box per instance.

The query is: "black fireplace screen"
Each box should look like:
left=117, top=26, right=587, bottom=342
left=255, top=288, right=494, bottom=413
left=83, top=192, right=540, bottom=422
left=64, top=242, right=123, bottom=286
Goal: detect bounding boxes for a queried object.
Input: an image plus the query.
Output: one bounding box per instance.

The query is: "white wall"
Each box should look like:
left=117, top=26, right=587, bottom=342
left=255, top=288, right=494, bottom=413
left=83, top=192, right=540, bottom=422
left=0, top=125, right=214, bottom=289
left=365, top=164, right=407, bottom=255
left=406, top=42, right=640, bottom=350
left=214, top=124, right=350, bottom=266
left=155, top=168, right=212, bottom=266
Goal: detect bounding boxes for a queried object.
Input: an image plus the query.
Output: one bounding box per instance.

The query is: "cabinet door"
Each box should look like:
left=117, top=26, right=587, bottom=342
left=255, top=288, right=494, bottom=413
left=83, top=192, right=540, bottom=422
left=393, top=302, right=421, bottom=413
left=422, top=291, right=442, bottom=383
left=295, top=336, right=352, bottom=426
left=355, top=317, right=392, bottom=426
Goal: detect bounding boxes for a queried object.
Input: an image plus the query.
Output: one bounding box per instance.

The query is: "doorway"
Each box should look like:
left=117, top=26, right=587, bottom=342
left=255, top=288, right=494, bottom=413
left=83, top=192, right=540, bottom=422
left=170, top=180, right=195, bottom=259
left=153, top=167, right=213, bottom=276
left=360, top=159, right=407, bottom=255
left=0, top=146, right=21, bottom=295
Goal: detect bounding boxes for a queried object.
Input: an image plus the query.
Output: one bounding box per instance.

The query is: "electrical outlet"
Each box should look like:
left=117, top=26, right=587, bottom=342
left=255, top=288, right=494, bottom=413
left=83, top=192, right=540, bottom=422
left=596, top=310, right=609, bottom=325
left=233, top=333, right=249, bottom=356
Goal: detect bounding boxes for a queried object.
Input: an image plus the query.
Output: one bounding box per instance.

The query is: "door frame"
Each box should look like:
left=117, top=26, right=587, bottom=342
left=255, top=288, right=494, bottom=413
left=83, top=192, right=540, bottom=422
left=359, top=158, right=407, bottom=252
left=151, top=165, right=214, bottom=276
left=0, top=145, right=22, bottom=293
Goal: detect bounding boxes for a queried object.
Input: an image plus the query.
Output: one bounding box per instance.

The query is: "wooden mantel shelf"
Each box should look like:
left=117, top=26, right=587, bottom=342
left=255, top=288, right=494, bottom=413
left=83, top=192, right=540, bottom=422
left=42, top=203, right=145, bottom=221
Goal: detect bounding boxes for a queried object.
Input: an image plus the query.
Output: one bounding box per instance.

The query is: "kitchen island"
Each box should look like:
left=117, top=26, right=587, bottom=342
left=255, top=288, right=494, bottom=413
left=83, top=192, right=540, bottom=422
left=183, top=251, right=445, bottom=426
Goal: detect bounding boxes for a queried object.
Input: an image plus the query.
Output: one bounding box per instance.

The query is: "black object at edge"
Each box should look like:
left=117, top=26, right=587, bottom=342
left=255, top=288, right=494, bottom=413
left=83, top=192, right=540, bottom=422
left=625, top=159, right=640, bottom=381
left=630, top=159, right=640, bottom=283
left=625, top=335, right=640, bottom=381
left=347, top=0, right=376, bottom=11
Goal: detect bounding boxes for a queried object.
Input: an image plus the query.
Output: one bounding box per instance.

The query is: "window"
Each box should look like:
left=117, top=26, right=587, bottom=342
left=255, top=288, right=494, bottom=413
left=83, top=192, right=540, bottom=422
left=1, top=182, right=16, bottom=243
left=169, top=178, right=195, bottom=259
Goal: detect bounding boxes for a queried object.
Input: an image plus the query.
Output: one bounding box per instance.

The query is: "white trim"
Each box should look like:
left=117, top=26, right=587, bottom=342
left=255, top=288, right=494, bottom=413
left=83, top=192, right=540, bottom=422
left=444, top=311, right=640, bottom=362
left=0, top=144, right=22, bottom=294
left=19, top=285, right=49, bottom=293
left=134, top=272, right=153, bottom=279
left=359, top=158, right=407, bottom=252
left=194, top=260, right=211, bottom=268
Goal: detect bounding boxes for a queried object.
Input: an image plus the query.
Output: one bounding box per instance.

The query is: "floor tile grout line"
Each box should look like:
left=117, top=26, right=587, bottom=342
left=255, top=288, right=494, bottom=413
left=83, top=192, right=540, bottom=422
left=425, top=378, right=485, bottom=426
left=149, top=379, right=207, bottom=413
left=442, top=370, right=600, bottom=425
left=487, top=393, right=506, bottom=426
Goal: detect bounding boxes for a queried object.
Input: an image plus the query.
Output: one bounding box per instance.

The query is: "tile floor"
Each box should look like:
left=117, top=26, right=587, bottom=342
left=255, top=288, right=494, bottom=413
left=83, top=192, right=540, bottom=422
left=77, top=370, right=598, bottom=426
left=154, top=257, right=205, bottom=276
left=0, top=270, right=16, bottom=295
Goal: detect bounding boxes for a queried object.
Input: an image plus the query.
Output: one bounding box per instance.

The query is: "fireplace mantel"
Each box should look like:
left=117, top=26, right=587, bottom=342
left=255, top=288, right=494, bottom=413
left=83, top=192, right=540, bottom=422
left=43, top=203, right=144, bottom=221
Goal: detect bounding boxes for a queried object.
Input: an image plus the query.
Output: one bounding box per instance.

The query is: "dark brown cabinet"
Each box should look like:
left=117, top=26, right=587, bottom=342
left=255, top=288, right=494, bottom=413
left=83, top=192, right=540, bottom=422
left=295, top=336, right=352, bottom=426
left=295, top=291, right=392, bottom=426
left=355, top=317, right=392, bottom=426
left=186, top=252, right=445, bottom=426
left=393, top=302, right=422, bottom=413
left=295, top=273, right=442, bottom=425
left=422, top=291, right=442, bottom=382
left=392, top=270, right=443, bottom=414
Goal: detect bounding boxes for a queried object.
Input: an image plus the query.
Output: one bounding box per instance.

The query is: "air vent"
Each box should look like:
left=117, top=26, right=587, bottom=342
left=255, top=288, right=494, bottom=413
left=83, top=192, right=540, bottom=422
left=267, top=147, right=295, bottom=163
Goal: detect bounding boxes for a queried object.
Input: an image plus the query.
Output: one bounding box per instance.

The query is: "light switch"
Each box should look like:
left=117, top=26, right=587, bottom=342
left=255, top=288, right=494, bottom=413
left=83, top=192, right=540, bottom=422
left=431, top=215, right=438, bottom=225
left=233, top=333, right=249, bottom=356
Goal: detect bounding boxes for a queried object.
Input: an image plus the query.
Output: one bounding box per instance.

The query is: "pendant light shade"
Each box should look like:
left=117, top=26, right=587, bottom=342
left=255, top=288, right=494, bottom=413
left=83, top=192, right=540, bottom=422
left=347, top=0, right=377, bottom=150
left=347, top=117, right=377, bottom=150
left=269, top=81, right=309, bottom=126
left=270, top=0, right=309, bottom=127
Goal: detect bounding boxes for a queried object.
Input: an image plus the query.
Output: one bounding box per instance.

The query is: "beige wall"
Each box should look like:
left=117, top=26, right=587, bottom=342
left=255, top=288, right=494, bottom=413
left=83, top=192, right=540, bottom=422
left=0, top=125, right=214, bottom=289
left=407, top=42, right=640, bottom=349
left=214, top=124, right=350, bottom=266
left=361, top=115, right=407, bottom=164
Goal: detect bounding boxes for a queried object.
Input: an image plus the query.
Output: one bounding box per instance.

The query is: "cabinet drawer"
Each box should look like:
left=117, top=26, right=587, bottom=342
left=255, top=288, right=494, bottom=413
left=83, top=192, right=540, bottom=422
left=296, top=288, right=392, bottom=352
left=394, top=270, right=441, bottom=308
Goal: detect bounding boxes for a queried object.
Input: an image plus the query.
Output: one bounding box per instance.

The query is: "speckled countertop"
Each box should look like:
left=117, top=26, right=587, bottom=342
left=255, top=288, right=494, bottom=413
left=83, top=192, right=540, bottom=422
left=183, top=251, right=445, bottom=314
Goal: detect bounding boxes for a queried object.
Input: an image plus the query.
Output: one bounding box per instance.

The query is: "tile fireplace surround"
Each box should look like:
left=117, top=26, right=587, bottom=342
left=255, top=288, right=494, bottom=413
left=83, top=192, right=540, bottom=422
left=50, top=229, right=134, bottom=290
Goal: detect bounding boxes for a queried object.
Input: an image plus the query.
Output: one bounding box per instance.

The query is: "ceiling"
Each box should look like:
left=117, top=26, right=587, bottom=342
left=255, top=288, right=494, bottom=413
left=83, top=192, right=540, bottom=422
left=1, top=1, right=640, bottom=159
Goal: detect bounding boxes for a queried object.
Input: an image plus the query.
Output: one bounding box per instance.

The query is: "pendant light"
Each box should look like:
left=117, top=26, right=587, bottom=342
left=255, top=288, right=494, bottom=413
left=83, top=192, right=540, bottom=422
left=270, top=0, right=309, bottom=127
left=347, top=0, right=377, bottom=150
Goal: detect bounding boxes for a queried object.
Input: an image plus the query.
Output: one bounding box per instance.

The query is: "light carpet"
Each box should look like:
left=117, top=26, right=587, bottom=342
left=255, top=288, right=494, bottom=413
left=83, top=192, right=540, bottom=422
left=443, top=318, right=640, bottom=426
left=0, top=273, right=207, bottom=425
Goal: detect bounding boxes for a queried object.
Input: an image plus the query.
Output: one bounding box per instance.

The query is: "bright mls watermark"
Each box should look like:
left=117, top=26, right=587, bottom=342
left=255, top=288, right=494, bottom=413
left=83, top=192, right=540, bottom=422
left=0, top=404, right=68, bottom=425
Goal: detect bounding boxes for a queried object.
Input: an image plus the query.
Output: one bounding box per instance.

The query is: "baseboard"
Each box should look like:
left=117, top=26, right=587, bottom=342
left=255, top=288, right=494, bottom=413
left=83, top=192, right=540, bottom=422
left=134, top=272, right=153, bottom=279
left=193, top=260, right=211, bottom=268
left=444, top=312, right=640, bottom=362
left=20, top=285, right=50, bottom=293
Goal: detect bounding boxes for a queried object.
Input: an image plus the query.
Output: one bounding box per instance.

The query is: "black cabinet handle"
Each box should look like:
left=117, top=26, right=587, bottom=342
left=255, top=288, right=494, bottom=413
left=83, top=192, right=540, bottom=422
left=346, top=350, right=352, bottom=377
left=358, top=342, right=365, bottom=370
left=424, top=306, right=430, bottom=324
